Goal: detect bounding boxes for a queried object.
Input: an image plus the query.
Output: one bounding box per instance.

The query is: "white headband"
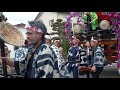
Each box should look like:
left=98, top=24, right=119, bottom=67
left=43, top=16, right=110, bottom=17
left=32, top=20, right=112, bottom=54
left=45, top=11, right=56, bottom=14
left=45, top=35, right=51, bottom=40
left=91, top=37, right=98, bottom=43
left=54, top=40, right=60, bottom=42
left=25, top=22, right=43, bottom=33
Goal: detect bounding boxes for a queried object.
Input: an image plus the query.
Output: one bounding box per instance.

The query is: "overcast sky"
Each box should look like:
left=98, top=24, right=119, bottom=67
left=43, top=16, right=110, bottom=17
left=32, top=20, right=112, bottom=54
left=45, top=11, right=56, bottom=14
left=3, top=12, right=39, bottom=25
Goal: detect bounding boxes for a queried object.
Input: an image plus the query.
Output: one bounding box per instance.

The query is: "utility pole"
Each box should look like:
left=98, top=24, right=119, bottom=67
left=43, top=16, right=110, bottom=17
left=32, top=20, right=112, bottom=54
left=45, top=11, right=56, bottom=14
left=0, top=12, right=8, bottom=78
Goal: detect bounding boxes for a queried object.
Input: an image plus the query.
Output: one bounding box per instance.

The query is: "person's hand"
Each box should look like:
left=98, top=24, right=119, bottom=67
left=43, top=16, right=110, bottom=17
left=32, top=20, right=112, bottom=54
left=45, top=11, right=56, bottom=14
left=0, top=58, right=2, bottom=64
left=78, top=66, right=82, bottom=71
left=118, top=67, right=120, bottom=70
left=0, top=57, right=10, bottom=65
left=91, top=66, right=96, bottom=72
left=64, top=61, right=68, bottom=65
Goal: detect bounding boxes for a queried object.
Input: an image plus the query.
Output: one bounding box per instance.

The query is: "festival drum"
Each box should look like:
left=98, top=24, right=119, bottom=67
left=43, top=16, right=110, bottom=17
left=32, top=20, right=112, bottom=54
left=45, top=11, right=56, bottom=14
left=100, top=20, right=110, bottom=30
left=0, top=22, right=25, bottom=46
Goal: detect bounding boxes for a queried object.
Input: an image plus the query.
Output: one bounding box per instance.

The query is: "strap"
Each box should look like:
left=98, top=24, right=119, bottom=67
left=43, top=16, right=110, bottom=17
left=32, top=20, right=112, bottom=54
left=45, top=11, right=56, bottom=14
left=26, top=40, right=43, bottom=62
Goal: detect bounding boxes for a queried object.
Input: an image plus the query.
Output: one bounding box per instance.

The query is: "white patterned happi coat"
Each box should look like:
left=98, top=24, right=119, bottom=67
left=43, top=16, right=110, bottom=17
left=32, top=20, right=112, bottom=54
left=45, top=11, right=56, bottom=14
left=14, top=42, right=57, bottom=78
left=51, top=45, right=65, bottom=71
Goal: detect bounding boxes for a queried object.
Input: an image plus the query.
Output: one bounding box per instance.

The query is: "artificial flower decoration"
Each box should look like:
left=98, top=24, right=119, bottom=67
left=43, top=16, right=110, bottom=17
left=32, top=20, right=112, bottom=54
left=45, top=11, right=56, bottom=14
left=82, top=12, right=99, bottom=31
left=107, top=12, right=120, bottom=59
left=64, top=12, right=83, bottom=39
left=96, top=12, right=111, bottom=23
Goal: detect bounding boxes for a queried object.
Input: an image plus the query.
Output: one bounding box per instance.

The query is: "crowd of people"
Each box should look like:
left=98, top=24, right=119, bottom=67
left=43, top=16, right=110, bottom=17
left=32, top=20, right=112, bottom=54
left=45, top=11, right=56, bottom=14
left=0, top=20, right=113, bottom=78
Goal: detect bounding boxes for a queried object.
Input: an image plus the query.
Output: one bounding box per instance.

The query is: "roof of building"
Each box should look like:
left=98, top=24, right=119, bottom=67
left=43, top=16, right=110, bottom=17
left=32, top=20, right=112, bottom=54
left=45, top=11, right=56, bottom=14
left=14, top=23, right=26, bottom=27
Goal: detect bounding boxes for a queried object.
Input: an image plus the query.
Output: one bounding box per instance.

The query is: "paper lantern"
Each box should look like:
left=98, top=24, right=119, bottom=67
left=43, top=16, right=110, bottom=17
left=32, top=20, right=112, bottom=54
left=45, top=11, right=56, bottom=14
left=72, top=25, right=82, bottom=33
left=100, top=20, right=110, bottom=30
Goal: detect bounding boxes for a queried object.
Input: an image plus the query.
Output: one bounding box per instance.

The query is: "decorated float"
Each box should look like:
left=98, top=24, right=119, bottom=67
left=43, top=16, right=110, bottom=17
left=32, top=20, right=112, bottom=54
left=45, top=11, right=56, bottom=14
left=64, top=12, right=120, bottom=66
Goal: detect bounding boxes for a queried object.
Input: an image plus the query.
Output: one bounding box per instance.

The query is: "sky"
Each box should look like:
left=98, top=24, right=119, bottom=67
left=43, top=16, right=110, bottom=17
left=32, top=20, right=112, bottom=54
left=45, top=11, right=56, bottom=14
left=3, top=12, right=39, bottom=25
left=2, top=12, right=39, bottom=58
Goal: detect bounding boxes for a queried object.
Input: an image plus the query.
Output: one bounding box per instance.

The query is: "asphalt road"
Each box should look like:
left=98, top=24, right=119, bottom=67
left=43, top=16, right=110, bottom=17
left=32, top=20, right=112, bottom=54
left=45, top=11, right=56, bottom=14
left=100, top=63, right=120, bottom=78
left=0, top=63, right=119, bottom=78
left=63, top=63, right=120, bottom=78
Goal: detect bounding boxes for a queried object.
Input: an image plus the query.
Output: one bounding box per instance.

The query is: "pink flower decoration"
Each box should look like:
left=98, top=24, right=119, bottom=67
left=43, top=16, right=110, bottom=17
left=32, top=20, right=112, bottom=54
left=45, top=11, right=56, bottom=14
left=68, top=34, right=72, bottom=39
left=118, top=54, right=120, bottom=59
left=65, top=12, right=82, bottom=39
left=64, top=29, right=68, bottom=33
left=65, top=23, right=69, bottom=27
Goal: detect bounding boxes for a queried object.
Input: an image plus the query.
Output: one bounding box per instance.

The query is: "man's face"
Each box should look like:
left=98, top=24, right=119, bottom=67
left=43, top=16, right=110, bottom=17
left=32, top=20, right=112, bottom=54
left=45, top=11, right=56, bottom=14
left=45, top=38, right=50, bottom=45
left=54, top=41, right=59, bottom=47
left=85, top=41, right=90, bottom=47
left=90, top=40, right=97, bottom=47
left=72, top=38, right=79, bottom=45
left=26, top=30, right=43, bottom=45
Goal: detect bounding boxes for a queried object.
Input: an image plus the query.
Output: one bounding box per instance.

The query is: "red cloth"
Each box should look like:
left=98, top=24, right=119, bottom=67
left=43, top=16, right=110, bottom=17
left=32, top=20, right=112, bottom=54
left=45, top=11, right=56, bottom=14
left=96, top=12, right=111, bottom=23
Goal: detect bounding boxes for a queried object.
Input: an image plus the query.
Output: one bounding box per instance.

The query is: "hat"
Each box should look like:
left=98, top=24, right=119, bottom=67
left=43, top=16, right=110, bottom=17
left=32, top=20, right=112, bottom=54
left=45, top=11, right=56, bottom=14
left=91, top=36, right=98, bottom=43
left=25, top=20, right=47, bottom=35
left=71, top=36, right=80, bottom=42
left=45, top=35, right=51, bottom=40
left=54, top=40, right=60, bottom=42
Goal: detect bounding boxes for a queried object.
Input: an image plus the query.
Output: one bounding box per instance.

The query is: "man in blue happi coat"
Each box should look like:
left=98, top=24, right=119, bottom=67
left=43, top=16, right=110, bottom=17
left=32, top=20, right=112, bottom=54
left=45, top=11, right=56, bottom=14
left=66, top=36, right=82, bottom=78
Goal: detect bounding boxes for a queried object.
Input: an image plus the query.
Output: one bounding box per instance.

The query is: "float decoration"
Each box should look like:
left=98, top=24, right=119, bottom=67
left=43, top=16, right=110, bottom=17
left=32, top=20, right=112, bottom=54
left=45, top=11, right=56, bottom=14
left=107, top=12, right=120, bottom=59
left=64, top=12, right=83, bottom=39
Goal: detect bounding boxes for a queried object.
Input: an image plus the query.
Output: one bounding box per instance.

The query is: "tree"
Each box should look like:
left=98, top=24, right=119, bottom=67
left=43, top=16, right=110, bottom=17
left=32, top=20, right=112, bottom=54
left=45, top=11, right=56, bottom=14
left=51, top=19, right=70, bottom=59
left=51, top=19, right=66, bottom=39
left=0, top=12, right=7, bottom=21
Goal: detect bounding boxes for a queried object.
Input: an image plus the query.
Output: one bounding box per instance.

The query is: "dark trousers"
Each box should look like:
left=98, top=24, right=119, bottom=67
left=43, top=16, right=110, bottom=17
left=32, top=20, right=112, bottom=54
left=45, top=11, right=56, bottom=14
left=86, top=71, right=90, bottom=78
left=91, top=67, right=103, bottom=78
left=67, top=67, right=78, bottom=78
left=87, top=24, right=92, bottom=33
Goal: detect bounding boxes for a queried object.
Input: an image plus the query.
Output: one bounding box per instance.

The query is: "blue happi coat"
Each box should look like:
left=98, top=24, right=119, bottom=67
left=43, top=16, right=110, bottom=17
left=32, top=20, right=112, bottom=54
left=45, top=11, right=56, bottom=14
left=67, top=46, right=82, bottom=67
left=14, top=41, right=57, bottom=78
left=92, top=46, right=106, bottom=67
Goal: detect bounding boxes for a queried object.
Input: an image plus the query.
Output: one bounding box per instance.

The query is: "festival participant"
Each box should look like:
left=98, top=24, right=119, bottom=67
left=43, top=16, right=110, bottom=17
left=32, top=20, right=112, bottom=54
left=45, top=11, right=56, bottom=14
left=90, top=36, right=106, bottom=78
left=66, top=36, right=82, bottom=78
left=0, top=20, right=56, bottom=78
left=45, top=34, right=65, bottom=78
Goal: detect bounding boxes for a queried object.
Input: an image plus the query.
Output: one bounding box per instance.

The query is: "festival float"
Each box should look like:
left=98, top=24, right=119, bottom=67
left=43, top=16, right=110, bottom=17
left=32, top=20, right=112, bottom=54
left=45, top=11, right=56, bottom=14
left=65, top=12, right=120, bottom=65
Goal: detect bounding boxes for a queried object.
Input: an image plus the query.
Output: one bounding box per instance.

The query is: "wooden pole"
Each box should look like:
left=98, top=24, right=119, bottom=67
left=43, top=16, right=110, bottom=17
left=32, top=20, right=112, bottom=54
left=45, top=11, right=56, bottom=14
left=0, top=39, right=8, bottom=78
left=71, top=18, right=74, bottom=37
left=0, top=12, right=8, bottom=78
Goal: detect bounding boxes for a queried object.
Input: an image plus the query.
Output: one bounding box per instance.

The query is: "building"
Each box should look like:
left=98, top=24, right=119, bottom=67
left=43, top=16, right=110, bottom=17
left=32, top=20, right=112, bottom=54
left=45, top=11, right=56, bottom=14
left=34, top=12, right=70, bottom=38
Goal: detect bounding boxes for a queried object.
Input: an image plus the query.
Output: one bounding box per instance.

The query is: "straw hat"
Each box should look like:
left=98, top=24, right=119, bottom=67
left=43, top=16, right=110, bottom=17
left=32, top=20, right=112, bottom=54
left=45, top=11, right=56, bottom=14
left=0, top=22, right=25, bottom=46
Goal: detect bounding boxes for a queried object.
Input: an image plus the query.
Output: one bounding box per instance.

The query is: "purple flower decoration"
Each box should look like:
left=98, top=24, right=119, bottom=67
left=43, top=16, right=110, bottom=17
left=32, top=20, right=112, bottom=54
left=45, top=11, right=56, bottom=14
left=64, top=12, right=82, bottom=39
left=68, top=34, right=72, bottom=39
